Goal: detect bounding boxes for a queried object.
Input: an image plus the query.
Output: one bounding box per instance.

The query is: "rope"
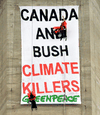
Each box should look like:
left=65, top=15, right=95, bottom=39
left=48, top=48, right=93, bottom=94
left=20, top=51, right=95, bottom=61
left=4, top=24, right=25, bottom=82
left=31, top=0, right=33, bottom=114
left=61, top=0, right=67, bottom=115
left=31, top=0, right=33, bottom=92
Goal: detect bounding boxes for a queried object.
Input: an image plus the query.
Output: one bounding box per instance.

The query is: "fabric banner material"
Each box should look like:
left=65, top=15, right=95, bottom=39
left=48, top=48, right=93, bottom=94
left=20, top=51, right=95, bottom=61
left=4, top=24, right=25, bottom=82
left=20, top=6, right=81, bottom=104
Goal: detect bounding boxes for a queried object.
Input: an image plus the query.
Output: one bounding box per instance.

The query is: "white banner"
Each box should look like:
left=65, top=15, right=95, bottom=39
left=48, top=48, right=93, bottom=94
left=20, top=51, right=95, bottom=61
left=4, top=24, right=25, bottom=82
left=20, top=6, right=81, bottom=104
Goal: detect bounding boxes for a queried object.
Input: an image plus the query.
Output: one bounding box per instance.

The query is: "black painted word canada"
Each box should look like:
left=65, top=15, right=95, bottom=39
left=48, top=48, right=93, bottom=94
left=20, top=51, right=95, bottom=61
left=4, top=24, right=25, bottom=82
left=21, top=8, right=78, bottom=21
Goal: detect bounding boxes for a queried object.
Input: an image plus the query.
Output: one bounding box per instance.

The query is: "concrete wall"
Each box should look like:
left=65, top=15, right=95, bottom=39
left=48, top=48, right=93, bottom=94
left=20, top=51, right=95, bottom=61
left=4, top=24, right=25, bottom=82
left=0, top=0, right=7, bottom=115
left=90, top=0, right=100, bottom=115
left=0, top=0, right=99, bottom=115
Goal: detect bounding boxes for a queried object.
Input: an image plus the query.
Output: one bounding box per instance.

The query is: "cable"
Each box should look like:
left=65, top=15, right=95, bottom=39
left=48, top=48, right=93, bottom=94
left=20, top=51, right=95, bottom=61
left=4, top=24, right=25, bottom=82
left=31, top=0, right=33, bottom=114
left=61, top=0, right=67, bottom=115
left=31, top=0, right=33, bottom=92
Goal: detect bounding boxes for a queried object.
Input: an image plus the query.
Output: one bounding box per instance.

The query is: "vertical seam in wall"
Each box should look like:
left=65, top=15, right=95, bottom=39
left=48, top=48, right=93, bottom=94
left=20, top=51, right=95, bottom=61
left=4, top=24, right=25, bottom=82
left=89, top=0, right=92, bottom=110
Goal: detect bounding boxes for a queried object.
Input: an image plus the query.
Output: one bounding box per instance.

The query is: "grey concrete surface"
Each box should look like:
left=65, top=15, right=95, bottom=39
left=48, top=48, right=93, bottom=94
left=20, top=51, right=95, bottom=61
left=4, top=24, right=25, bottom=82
left=0, top=0, right=100, bottom=115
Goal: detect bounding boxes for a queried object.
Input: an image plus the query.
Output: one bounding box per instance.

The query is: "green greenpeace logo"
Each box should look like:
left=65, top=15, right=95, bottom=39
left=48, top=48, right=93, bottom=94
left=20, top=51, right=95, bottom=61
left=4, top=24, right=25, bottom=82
left=22, top=95, right=79, bottom=103
left=22, top=95, right=29, bottom=103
